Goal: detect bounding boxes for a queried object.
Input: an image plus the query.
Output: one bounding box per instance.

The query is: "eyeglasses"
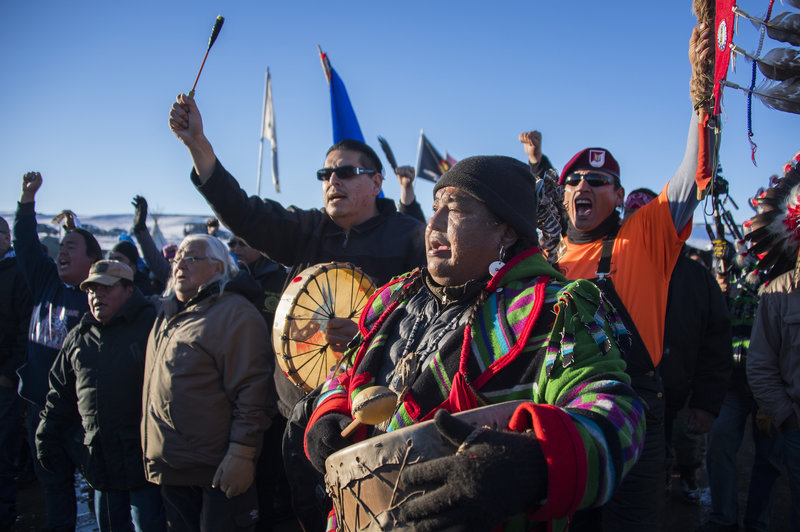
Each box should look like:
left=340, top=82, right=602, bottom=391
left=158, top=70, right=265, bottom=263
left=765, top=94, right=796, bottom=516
left=564, top=172, right=616, bottom=187
left=316, top=165, right=377, bottom=181
left=169, top=255, right=215, bottom=266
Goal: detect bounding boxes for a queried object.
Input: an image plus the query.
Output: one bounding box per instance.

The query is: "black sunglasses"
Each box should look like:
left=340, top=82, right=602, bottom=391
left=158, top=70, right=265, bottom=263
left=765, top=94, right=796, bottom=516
left=316, top=165, right=377, bottom=181
left=564, top=172, right=616, bottom=187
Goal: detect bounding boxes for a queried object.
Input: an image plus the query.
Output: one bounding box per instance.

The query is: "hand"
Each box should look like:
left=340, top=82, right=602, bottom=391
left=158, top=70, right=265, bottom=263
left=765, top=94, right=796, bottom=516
left=212, top=442, right=257, bottom=499
left=395, top=165, right=417, bottom=206
left=304, top=412, right=353, bottom=473
left=519, top=131, right=542, bottom=165
left=687, top=408, right=715, bottom=434
left=169, top=93, right=206, bottom=148
left=168, top=93, right=217, bottom=181
left=756, top=409, right=775, bottom=438
left=132, top=195, right=148, bottom=231
left=393, top=409, right=547, bottom=531
left=325, top=318, right=359, bottom=353
left=36, top=445, right=68, bottom=475
left=689, top=24, right=713, bottom=75
left=20, top=171, right=42, bottom=203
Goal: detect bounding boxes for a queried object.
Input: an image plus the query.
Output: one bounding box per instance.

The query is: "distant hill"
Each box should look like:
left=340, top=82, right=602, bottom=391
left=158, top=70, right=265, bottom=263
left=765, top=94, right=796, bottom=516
left=1, top=211, right=716, bottom=257
left=0, top=212, right=231, bottom=254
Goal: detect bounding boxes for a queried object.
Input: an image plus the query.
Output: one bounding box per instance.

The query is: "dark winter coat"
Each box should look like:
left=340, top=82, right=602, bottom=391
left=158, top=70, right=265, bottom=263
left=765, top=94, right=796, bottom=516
left=660, top=254, right=732, bottom=414
left=36, top=288, right=156, bottom=490
left=0, top=252, right=33, bottom=383
left=192, top=159, right=427, bottom=417
left=13, top=201, right=90, bottom=406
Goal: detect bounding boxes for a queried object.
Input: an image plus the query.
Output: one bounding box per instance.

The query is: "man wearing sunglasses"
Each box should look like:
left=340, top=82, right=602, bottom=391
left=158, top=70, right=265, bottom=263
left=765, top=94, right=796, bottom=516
left=169, top=94, right=426, bottom=531
left=520, top=23, right=715, bottom=532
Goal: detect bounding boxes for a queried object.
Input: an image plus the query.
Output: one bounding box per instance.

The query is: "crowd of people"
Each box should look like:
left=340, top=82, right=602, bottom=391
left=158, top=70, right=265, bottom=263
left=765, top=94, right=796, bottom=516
left=0, top=21, right=797, bottom=532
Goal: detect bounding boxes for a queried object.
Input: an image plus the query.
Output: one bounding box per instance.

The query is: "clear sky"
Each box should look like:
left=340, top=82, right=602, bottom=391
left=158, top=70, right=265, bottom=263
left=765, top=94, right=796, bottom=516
left=1, top=1, right=796, bottom=225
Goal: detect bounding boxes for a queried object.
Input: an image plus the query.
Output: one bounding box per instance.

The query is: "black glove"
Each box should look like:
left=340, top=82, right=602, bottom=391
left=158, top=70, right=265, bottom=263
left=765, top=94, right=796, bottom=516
left=36, top=447, right=68, bottom=476
left=304, top=412, right=353, bottom=473
left=132, top=195, right=148, bottom=232
left=394, top=409, right=547, bottom=531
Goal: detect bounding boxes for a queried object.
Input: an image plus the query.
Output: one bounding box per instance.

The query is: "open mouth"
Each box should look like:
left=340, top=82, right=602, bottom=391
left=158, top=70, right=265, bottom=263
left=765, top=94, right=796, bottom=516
left=427, top=234, right=451, bottom=255
left=574, top=198, right=593, bottom=217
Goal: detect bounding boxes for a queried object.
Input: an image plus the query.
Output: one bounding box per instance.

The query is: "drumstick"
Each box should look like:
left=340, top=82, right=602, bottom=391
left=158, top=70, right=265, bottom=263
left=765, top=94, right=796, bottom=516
left=341, top=386, right=398, bottom=438
left=188, top=15, right=225, bottom=98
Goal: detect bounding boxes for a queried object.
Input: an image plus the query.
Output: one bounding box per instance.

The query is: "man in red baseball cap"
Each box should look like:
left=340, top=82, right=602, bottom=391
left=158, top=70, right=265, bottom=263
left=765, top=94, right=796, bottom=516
left=519, top=23, right=715, bottom=532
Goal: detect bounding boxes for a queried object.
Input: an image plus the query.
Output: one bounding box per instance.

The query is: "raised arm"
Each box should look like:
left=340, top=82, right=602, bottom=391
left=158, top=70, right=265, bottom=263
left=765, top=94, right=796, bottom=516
left=395, top=165, right=426, bottom=223
left=169, top=93, right=217, bottom=182
left=130, top=196, right=171, bottom=285
left=13, top=172, right=59, bottom=297
left=665, top=24, right=714, bottom=230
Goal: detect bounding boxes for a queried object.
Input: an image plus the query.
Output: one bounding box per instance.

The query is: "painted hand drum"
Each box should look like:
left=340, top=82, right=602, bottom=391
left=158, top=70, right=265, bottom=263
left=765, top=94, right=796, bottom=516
left=272, top=262, right=375, bottom=393
left=324, top=401, right=528, bottom=531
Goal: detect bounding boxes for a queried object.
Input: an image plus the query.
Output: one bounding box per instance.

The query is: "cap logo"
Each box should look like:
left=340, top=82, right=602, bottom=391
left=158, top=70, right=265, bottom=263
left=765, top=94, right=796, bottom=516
left=589, top=150, right=606, bottom=168
left=95, top=262, right=109, bottom=273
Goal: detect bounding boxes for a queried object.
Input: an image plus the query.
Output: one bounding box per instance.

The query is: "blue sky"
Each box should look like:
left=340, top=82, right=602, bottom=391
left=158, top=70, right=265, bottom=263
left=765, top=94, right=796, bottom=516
left=1, top=1, right=796, bottom=226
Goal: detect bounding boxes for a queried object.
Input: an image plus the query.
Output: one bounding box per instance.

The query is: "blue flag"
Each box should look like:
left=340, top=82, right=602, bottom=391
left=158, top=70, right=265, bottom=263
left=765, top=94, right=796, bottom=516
left=319, top=48, right=364, bottom=144
left=329, top=67, right=364, bottom=143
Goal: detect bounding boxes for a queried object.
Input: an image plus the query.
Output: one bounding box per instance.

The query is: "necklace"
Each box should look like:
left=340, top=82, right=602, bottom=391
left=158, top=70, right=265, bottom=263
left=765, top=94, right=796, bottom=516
left=388, top=310, right=463, bottom=398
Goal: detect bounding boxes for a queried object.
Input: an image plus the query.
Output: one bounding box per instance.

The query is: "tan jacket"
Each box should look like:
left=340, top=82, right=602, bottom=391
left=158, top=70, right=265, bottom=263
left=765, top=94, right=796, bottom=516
left=141, top=282, right=274, bottom=486
left=748, top=270, right=800, bottom=427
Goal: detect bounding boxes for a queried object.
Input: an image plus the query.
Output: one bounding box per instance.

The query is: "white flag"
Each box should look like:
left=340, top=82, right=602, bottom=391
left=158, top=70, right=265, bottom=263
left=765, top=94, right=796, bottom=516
left=260, top=68, right=279, bottom=193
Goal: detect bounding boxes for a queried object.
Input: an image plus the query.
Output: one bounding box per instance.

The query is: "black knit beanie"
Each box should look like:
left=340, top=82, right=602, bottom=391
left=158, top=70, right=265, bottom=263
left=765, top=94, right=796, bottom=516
left=111, top=240, right=139, bottom=265
left=433, top=155, right=538, bottom=242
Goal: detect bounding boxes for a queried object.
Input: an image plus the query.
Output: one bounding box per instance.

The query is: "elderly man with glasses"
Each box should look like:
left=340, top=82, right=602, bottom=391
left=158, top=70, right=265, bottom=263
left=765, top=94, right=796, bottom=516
left=169, top=95, right=425, bottom=530
left=141, top=234, right=274, bottom=532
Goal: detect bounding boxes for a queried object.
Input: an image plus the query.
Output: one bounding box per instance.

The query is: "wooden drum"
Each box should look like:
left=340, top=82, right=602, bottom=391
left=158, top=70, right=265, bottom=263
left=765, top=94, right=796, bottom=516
left=325, top=401, right=527, bottom=531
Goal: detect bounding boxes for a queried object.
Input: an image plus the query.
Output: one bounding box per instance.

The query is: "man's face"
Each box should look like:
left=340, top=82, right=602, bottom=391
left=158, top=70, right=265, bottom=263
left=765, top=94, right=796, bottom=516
left=228, top=238, right=261, bottom=265
left=426, top=187, right=515, bottom=286
left=321, top=150, right=381, bottom=230
left=172, top=240, right=223, bottom=302
left=57, top=233, right=95, bottom=286
left=0, top=223, right=10, bottom=257
left=563, top=171, right=624, bottom=232
left=86, top=282, right=133, bottom=324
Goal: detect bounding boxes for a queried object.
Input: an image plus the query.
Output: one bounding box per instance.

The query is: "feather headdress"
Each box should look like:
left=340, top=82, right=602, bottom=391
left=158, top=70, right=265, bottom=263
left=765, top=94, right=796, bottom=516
left=745, top=151, right=800, bottom=281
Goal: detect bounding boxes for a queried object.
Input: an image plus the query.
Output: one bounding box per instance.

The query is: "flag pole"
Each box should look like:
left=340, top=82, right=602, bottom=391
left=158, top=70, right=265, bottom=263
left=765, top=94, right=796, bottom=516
left=257, top=68, right=268, bottom=196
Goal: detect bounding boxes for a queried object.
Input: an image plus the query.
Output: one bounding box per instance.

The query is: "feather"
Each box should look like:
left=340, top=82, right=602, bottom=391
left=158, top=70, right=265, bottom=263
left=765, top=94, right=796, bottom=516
left=757, top=47, right=800, bottom=81
left=51, top=210, right=79, bottom=231
left=768, top=12, right=800, bottom=46
left=377, top=136, right=398, bottom=171
left=746, top=166, right=800, bottom=280
left=756, top=76, right=800, bottom=114
left=536, top=168, right=565, bottom=265
left=788, top=0, right=800, bottom=10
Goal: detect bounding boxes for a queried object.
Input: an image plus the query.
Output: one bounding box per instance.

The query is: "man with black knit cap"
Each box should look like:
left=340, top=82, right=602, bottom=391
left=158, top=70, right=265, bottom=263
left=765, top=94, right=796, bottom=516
left=519, top=23, right=715, bottom=532
left=302, top=154, right=643, bottom=531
